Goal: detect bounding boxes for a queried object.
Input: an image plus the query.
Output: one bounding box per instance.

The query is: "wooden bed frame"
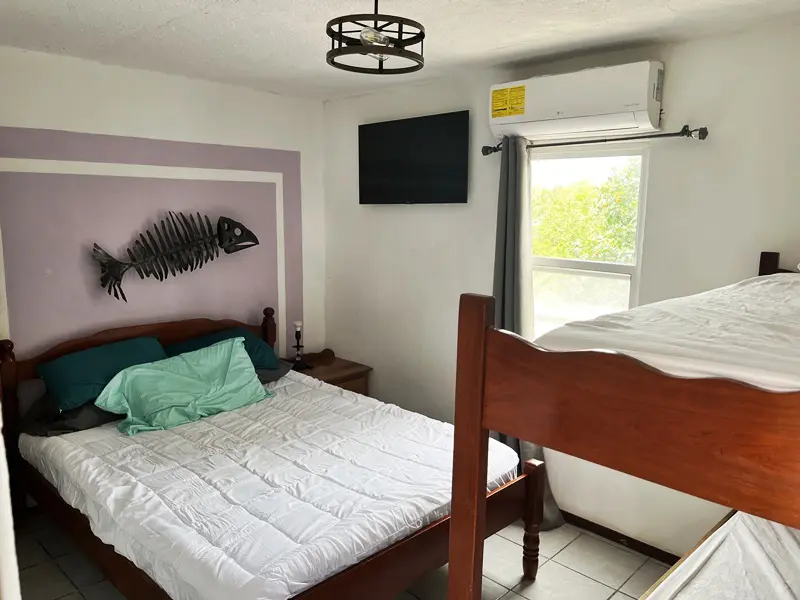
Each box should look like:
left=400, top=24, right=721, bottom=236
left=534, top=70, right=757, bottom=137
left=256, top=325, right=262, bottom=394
left=447, top=252, right=800, bottom=599
left=0, top=308, right=544, bottom=600
left=639, top=509, right=735, bottom=599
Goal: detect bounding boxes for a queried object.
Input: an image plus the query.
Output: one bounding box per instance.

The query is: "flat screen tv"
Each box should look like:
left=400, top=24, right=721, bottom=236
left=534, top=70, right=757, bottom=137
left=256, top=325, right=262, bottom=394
left=359, top=110, right=469, bottom=205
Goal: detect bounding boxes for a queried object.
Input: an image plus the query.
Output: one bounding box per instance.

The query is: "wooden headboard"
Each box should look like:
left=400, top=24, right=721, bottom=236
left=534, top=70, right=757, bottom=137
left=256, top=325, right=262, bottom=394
left=2, top=307, right=276, bottom=384
left=0, top=307, right=276, bottom=494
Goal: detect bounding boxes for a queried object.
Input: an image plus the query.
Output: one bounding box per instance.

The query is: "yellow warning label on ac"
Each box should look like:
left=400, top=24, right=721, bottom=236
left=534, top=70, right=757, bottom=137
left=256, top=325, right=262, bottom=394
left=491, top=88, right=509, bottom=118
left=508, top=85, right=526, bottom=116
left=491, top=85, right=526, bottom=118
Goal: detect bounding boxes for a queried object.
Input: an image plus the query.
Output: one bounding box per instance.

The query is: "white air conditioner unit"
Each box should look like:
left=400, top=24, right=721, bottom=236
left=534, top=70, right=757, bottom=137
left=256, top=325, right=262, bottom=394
left=489, top=61, right=664, bottom=141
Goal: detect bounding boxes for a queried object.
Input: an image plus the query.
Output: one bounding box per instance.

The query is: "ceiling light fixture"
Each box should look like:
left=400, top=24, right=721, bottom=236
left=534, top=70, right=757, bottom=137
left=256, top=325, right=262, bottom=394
left=326, top=0, right=425, bottom=75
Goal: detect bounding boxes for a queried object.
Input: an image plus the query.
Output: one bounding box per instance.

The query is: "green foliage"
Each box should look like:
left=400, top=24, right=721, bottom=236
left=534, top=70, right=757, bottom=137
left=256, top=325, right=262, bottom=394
left=531, top=159, right=641, bottom=264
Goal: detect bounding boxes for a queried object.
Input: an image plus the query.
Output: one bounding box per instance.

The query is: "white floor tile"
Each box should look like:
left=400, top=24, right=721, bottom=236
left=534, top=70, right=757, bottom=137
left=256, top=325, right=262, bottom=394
left=496, top=522, right=581, bottom=560
left=483, top=534, right=529, bottom=589
left=540, top=526, right=581, bottom=559
left=553, top=534, right=646, bottom=588
left=496, top=521, right=525, bottom=545
left=409, top=564, right=507, bottom=600
left=14, top=534, right=49, bottom=569
left=610, top=593, right=636, bottom=599
left=500, top=593, right=527, bottom=600
left=620, top=560, right=669, bottom=598
left=19, top=562, right=77, bottom=600
left=513, top=561, right=615, bottom=600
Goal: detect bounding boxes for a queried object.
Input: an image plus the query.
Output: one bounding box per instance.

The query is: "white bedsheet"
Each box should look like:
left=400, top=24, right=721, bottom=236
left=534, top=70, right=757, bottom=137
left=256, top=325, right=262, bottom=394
left=19, top=371, right=519, bottom=600
left=647, top=512, right=800, bottom=600
left=536, top=274, right=800, bottom=391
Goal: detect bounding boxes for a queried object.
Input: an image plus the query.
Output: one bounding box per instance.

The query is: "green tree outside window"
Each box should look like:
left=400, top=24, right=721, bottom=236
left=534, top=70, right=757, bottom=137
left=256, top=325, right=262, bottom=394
left=532, top=158, right=641, bottom=265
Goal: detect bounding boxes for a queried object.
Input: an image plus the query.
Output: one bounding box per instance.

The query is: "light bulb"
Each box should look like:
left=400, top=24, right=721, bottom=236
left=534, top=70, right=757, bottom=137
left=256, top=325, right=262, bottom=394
left=360, top=26, right=391, bottom=62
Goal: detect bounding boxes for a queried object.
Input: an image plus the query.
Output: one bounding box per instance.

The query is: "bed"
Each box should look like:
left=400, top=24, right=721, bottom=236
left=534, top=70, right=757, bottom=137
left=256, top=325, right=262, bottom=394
left=641, top=510, right=800, bottom=599
left=446, top=252, right=800, bottom=599
left=0, top=309, right=545, bottom=600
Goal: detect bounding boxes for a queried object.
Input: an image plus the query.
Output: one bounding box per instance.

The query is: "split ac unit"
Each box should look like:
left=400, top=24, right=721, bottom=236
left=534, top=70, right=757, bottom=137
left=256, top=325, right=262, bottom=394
left=489, top=61, right=664, bottom=141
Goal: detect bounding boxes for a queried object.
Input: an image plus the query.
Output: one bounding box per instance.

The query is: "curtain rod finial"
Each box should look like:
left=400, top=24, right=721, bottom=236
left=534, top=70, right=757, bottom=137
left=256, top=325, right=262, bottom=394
left=682, top=124, right=709, bottom=140
left=482, top=142, right=502, bottom=156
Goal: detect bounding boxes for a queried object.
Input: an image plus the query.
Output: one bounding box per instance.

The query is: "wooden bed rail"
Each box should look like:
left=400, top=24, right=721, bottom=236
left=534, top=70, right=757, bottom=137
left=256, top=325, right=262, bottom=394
left=449, top=292, right=800, bottom=600
left=481, top=325, right=800, bottom=527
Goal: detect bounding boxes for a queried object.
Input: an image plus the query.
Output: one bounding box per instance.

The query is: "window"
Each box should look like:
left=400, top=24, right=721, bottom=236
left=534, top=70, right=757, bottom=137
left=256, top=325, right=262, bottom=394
left=521, top=145, right=648, bottom=339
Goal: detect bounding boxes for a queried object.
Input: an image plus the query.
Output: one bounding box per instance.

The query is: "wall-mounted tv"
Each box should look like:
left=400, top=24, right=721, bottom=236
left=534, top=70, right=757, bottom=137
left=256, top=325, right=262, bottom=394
left=359, top=110, right=470, bottom=205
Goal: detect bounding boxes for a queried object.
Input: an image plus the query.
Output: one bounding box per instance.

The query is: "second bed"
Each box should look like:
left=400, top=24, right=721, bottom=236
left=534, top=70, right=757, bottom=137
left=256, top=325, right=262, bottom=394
left=535, top=272, right=800, bottom=599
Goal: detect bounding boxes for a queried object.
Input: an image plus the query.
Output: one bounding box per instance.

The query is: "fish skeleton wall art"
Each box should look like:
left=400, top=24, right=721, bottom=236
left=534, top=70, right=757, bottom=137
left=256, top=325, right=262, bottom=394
left=92, top=211, right=259, bottom=301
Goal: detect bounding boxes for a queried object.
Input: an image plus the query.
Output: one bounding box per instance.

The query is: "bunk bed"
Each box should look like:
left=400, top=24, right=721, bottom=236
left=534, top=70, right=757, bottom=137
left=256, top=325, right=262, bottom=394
left=447, top=252, right=800, bottom=599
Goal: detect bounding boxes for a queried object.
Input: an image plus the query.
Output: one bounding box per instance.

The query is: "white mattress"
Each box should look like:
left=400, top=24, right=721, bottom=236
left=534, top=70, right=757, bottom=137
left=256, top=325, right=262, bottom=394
left=536, top=274, right=800, bottom=392
left=19, top=371, right=519, bottom=600
left=647, top=512, right=800, bottom=600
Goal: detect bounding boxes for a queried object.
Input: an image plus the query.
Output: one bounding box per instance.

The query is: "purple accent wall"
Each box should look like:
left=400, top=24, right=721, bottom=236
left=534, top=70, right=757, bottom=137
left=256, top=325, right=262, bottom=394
left=0, top=127, right=303, bottom=356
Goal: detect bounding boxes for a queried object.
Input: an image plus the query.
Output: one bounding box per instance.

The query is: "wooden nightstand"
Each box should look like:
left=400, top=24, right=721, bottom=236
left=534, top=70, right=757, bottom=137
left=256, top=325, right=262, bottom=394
left=295, top=349, right=372, bottom=395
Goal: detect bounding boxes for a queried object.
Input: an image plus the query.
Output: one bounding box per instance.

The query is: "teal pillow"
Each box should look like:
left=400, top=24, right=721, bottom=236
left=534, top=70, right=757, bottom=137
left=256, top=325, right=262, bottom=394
left=165, top=327, right=278, bottom=370
left=96, top=337, right=271, bottom=436
left=37, top=337, right=167, bottom=412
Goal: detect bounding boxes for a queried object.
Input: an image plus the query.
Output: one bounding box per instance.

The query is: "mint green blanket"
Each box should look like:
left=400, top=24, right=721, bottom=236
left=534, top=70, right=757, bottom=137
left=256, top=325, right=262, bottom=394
left=96, top=337, right=271, bottom=436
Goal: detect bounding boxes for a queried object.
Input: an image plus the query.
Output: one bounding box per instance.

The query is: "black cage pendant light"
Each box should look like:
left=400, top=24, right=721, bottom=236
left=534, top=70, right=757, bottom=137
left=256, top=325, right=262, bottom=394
left=326, top=0, right=425, bottom=75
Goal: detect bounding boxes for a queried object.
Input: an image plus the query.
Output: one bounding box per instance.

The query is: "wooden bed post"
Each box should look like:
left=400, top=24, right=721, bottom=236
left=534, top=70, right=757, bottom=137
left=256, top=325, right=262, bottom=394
left=261, top=307, right=276, bottom=348
left=0, top=339, right=23, bottom=521
left=448, top=294, right=494, bottom=600
left=522, top=459, right=545, bottom=580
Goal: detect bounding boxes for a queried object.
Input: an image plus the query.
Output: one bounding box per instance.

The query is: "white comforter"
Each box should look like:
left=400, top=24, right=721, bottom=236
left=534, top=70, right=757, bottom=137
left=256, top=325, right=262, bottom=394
left=20, top=371, right=519, bottom=600
left=537, top=274, right=800, bottom=391
left=648, top=512, right=800, bottom=600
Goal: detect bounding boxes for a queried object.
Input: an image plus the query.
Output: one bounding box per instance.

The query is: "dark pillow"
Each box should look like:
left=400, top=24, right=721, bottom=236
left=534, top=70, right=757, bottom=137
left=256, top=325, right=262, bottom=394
left=256, top=360, right=294, bottom=384
left=165, top=327, right=278, bottom=370
left=18, top=382, right=61, bottom=431
left=36, top=337, right=168, bottom=411
left=22, top=403, right=122, bottom=437
left=17, top=378, right=51, bottom=419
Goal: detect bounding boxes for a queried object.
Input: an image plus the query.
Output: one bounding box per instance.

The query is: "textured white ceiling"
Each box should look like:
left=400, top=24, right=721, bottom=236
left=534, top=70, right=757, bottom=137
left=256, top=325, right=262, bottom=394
left=0, top=0, right=797, bottom=98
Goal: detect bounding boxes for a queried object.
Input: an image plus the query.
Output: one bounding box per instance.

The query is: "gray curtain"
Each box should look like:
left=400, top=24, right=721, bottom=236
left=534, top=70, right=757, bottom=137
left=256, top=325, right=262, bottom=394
left=492, top=136, right=564, bottom=531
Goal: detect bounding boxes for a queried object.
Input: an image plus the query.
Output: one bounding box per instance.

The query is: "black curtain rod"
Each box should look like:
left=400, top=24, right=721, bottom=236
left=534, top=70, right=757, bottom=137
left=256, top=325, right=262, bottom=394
left=480, top=125, right=709, bottom=156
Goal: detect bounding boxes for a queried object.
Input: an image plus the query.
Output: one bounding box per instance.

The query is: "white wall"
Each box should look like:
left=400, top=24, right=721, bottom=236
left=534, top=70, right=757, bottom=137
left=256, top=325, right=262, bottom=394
left=324, top=19, right=800, bottom=555
left=325, top=68, right=510, bottom=424
left=0, top=47, right=326, bottom=351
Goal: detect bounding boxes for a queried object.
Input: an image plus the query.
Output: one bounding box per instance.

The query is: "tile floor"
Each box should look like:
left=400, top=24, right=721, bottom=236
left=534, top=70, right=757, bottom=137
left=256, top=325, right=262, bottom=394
left=15, top=513, right=122, bottom=600
left=14, top=513, right=669, bottom=600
